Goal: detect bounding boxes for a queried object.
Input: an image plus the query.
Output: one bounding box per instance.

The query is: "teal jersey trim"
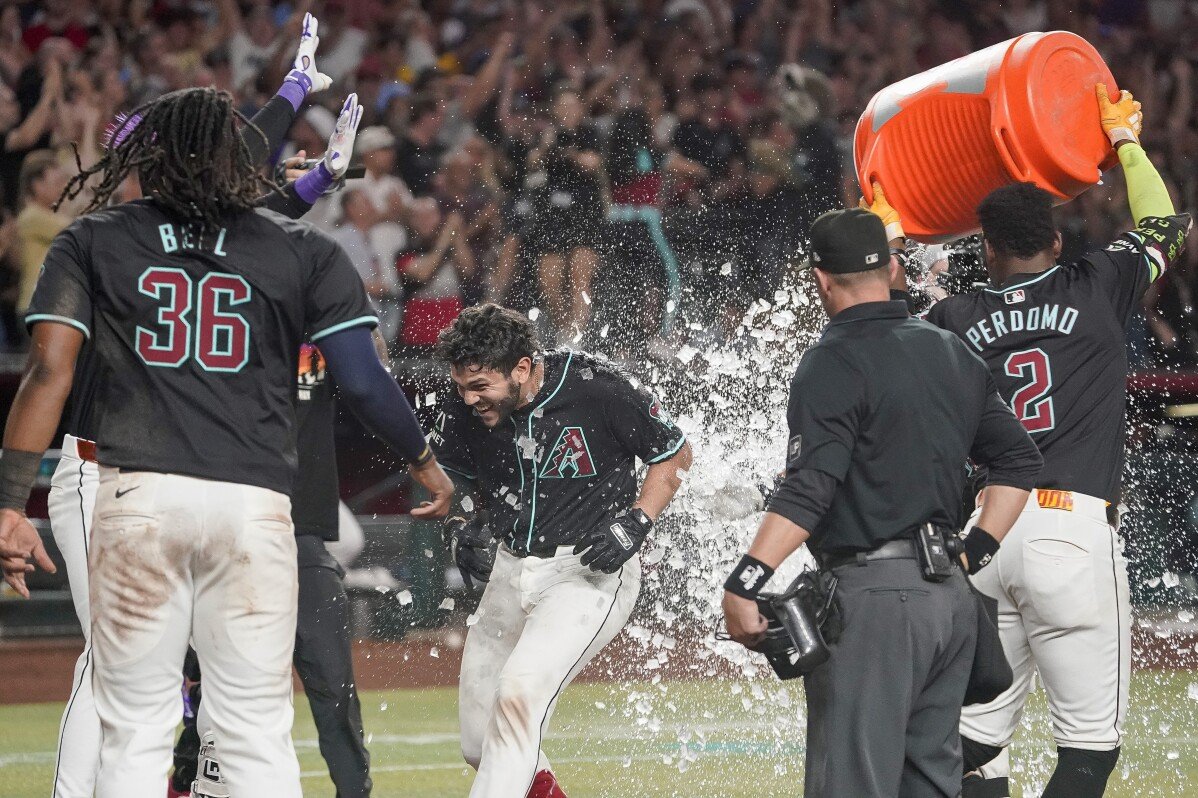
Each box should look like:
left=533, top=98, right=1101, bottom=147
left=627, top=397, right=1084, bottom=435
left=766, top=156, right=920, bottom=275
left=310, top=315, right=379, bottom=342
left=647, top=434, right=687, bottom=464
left=26, top=314, right=91, bottom=340
left=982, top=265, right=1061, bottom=295
left=441, top=463, right=478, bottom=481
left=523, top=352, right=574, bottom=551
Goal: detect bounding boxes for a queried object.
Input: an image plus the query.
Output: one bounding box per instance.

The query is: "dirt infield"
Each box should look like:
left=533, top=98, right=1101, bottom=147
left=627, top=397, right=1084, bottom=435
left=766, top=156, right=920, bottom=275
left=3, top=615, right=1195, bottom=705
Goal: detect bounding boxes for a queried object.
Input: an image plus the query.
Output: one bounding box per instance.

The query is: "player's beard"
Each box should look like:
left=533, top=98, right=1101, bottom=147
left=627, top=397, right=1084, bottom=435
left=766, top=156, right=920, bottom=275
left=474, top=378, right=524, bottom=428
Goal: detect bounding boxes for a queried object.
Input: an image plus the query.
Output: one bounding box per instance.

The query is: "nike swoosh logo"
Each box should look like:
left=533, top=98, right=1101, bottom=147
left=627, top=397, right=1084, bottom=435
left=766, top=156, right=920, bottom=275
left=114, top=487, right=139, bottom=499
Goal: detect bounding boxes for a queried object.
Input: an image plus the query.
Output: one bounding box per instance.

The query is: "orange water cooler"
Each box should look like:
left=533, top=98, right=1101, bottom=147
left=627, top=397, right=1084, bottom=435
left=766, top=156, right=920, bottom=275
left=854, top=31, right=1120, bottom=242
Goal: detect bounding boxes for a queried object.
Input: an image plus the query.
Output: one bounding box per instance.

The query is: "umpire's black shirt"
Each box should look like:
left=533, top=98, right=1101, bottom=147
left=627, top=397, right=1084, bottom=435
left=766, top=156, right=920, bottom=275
left=767, top=300, right=1041, bottom=554
left=429, top=350, right=687, bottom=557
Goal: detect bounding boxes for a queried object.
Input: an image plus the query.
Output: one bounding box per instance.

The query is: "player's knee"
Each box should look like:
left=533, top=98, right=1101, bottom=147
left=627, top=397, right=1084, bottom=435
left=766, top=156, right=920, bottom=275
left=1043, top=746, right=1119, bottom=798
left=493, top=677, right=536, bottom=744
left=961, top=736, right=1005, bottom=774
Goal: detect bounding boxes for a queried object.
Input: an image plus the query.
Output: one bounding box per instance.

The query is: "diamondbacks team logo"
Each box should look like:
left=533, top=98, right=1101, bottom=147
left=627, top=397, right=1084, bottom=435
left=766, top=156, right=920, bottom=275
left=539, top=426, right=597, bottom=478
left=648, top=398, right=675, bottom=428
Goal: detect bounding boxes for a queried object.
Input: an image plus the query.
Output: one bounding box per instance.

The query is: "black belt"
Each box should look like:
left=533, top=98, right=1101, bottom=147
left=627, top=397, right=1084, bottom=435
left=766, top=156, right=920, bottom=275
left=822, top=538, right=918, bottom=570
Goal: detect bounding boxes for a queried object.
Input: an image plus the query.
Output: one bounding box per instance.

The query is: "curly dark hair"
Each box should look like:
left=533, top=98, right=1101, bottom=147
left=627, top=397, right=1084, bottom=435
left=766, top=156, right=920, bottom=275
left=435, top=304, right=542, bottom=373
left=56, top=87, right=274, bottom=231
left=976, top=182, right=1057, bottom=259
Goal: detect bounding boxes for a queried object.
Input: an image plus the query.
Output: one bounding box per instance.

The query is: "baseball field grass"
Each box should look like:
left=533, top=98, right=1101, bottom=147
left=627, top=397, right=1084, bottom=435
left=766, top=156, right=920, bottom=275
left=2, top=673, right=1196, bottom=797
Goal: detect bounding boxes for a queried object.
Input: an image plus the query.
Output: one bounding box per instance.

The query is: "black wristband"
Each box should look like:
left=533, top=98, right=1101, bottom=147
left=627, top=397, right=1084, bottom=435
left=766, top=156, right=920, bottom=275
left=413, top=445, right=434, bottom=467
left=724, top=554, right=775, bottom=599
left=0, top=449, right=43, bottom=512
left=963, top=526, right=1000, bottom=575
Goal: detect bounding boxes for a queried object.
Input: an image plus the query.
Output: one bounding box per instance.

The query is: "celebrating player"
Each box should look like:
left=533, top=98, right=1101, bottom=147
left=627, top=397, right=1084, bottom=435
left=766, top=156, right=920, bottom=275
left=23, top=17, right=354, bottom=797
left=873, top=84, right=1191, bottom=797
left=429, top=304, right=691, bottom=797
left=0, top=81, right=451, bottom=798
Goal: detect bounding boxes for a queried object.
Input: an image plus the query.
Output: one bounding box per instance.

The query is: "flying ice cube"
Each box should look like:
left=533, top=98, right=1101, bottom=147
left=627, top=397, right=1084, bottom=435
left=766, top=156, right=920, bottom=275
left=429, top=647, right=439, bottom=658
left=425, top=393, right=436, bottom=406
left=461, top=495, right=474, bottom=512
left=675, top=345, right=698, bottom=364
left=1163, top=571, right=1181, bottom=589
left=439, top=597, right=455, bottom=611
left=600, top=324, right=610, bottom=338
left=1187, top=682, right=1198, bottom=702
left=466, top=612, right=481, bottom=626
left=528, top=307, right=540, bottom=321
left=581, top=368, right=594, bottom=380
left=395, top=590, right=413, bottom=605
left=517, top=436, right=537, bottom=459
left=720, top=262, right=732, bottom=276
left=582, top=291, right=591, bottom=305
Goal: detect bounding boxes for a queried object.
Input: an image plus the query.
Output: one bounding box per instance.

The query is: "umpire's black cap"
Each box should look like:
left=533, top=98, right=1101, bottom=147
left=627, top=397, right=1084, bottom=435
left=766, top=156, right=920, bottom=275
left=806, top=208, right=890, bottom=274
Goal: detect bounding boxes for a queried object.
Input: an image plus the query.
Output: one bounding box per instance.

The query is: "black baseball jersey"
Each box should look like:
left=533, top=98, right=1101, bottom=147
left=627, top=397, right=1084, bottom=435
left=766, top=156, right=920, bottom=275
left=26, top=199, right=377, bottom=495
left=766, top=301, right=1041, bottom=552
left=925, top=214, right=1191, bottom=503
left=428, top=350, right=687, bottom=557
left=292, top=343, right=339, bottom=539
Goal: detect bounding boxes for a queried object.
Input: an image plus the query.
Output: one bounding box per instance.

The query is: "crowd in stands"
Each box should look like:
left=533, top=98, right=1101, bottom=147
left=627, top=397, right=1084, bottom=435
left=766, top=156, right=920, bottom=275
left=1, top=0, right=1195, bottom=366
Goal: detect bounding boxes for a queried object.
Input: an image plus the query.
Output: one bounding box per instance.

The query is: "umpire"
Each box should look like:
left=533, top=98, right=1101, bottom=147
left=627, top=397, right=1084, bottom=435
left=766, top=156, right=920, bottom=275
left=722, top=208, right=1043, bottom=797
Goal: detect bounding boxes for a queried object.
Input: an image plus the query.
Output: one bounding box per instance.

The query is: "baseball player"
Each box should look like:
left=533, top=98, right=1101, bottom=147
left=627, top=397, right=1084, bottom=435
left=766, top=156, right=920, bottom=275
left=428, top=304, right=692, bottom=798
left=873, top=85, right=1191, bottom=797
left=172, top=339, right=383, bottom=798
left=13, top=18, right=359, bottom=797
left=0, top=81, right=451, bottom=798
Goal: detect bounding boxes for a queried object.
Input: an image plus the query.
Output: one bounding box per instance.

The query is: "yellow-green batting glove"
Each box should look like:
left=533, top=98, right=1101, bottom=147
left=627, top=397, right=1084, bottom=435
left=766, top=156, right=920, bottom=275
left=861, top=181, right=904, bottom=241
left=1096, top=82, right=1142, bottom=147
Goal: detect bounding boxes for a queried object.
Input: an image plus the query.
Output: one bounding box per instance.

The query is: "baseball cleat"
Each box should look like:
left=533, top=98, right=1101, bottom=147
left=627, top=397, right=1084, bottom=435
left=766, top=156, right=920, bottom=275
left=190, top=732, right=230, bottom=798
left=526, top=769, right=567, bottom=798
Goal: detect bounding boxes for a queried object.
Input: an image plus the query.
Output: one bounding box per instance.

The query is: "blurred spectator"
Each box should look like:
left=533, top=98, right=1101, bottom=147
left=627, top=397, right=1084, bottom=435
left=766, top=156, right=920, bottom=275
left=397, top=96, right=445, bottom=195
left=354, top=124, right=411, bottom=267
left=331, top=188, right=403, bottom=343
left=526, top=85, right=605, bottom=343
left=15, top=150, right=71, bottom=312
left=396, top=198, right=475, bottom=350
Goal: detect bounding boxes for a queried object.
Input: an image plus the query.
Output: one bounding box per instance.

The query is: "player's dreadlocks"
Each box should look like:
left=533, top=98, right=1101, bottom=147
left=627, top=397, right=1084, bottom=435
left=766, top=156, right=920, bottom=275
left=56, top=87, right=273, bottom=230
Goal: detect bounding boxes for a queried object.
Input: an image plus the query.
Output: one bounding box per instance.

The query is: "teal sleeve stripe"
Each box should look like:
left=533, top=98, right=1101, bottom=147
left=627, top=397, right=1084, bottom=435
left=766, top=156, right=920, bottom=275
left=25, top=314, right=91, bottom=340
left=310, top=315, right=379, bottom=342
left=441, top=464, right=477, bottom=481
left=647, top=434, right=687, bottom=464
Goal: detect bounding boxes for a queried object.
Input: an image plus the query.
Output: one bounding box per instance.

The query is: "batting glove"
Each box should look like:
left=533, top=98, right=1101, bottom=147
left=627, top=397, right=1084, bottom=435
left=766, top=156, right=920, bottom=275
left=1096, top=82, right=1142, bottom=147
left=324, top=93, right=363, bottom=179
left=285, top=13, right=333, bottom=95
left=861, top=181, right=904, bottom=241
left=574, top=508, right=652, bottom=574
left=443, top=515, right=495, bottom=591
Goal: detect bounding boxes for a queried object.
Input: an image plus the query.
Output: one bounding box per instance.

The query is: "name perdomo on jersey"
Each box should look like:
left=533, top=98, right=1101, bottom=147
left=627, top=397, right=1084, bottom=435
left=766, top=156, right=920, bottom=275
left=962, top=302, right=1079, bottom=353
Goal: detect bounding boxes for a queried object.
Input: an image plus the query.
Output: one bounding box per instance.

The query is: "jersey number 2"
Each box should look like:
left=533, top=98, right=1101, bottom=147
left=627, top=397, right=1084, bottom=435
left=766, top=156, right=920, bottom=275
left=136, top=268, right=251, bottom=372
left=1004, top=348, right=1055, bottom=433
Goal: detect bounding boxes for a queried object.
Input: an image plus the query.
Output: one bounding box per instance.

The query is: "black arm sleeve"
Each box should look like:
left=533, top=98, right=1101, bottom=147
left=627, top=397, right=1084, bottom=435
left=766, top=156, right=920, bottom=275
left=766, top=468, right=838, bottom=532
left=970, top=371, right=1043, bottom=490
left=261, top=183, right=312, bottom=219
left=319, top=326, right=431, bottom=464
left=244, top=94, right=298, bottom=167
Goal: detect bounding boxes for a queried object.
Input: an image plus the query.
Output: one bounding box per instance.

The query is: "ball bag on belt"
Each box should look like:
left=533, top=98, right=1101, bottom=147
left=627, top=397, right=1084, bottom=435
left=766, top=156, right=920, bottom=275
left=854, top=31, right=1119, bottom=242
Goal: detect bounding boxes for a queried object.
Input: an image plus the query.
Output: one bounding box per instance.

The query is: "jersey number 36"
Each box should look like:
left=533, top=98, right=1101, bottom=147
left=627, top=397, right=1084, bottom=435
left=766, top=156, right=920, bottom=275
left=1004, top=347, right=1056, bottom=433
left=135, top=267, right=251, bottom=373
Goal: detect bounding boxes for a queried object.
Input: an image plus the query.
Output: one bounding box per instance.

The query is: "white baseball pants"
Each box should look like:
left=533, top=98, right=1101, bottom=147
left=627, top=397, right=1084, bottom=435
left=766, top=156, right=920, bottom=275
left=89, top=466, right=301, bottom=798
left=48, top=435, right=102, bottom=798
left=460, top=545, right=641, bottom=797
left=960, top=490, right=1130, bottom=754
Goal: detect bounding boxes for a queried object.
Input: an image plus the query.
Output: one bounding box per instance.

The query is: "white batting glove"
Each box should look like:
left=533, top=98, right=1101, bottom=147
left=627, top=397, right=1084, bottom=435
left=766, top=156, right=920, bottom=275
left=285, top=12, right=333, bottom=95
left=324, top=93, right=363, bottom=179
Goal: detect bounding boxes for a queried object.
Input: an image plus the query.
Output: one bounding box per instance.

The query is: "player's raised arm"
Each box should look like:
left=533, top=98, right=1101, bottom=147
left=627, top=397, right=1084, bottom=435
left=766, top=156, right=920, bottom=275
left=263, top=93, right=363, bottom=218
left=1097, top=82, right=1193, bottom=283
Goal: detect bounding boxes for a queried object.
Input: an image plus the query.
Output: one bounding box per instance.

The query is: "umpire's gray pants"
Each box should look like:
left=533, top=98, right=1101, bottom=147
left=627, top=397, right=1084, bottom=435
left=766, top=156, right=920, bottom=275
left=803, top=558, right=977, bottom=798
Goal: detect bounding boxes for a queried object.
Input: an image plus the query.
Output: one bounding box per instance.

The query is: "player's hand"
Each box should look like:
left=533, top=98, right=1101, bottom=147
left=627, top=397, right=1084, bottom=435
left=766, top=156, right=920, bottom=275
left=722, top=591, right=767, bottom=648
left=442, top=515, right=495, bottom=591
left=861, top=180, right=904, bottom=242
left=573, top=507, right=651, bottom=574
left=282, top=152, right=307, bottom=183
left=1096, top=83, right=1142, bottom=147
left=408, top=456, right=454, bottom=519
left=324, top=93, right=364, bottom=180
left=0, top=508, right=55, bottom=599
left=285, top=12, right=332, bottom=95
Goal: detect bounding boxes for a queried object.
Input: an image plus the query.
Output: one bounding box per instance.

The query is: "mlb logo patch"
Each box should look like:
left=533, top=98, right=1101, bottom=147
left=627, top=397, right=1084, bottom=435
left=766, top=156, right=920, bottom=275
left=1004, top=290, right=1025, bottom=305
